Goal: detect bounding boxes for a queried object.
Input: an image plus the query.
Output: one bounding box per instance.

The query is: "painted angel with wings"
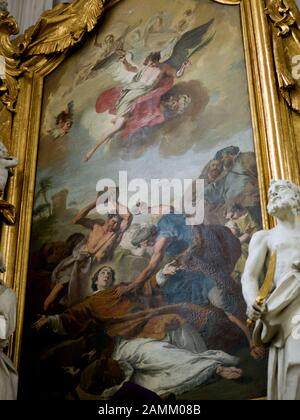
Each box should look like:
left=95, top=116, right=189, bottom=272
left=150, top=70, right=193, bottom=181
left=84, top=19, right=215, bottom=162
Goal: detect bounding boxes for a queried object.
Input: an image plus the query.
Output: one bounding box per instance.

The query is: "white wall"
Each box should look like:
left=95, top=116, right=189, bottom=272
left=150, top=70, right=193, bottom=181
left=6, top=0, right=66, bottom=35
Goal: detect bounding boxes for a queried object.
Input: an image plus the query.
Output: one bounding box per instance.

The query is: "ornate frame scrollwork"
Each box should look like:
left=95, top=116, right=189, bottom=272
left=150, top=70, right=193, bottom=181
left=0, top=0, right=299, bottom=369
left=266, top=0, right=300, bottom=113
left=0, top=7, right=20, bottom=112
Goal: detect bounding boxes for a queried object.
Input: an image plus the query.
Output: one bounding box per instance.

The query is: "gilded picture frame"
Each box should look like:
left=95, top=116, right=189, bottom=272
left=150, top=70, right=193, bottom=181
left=0, top=0, right=300, bottom=400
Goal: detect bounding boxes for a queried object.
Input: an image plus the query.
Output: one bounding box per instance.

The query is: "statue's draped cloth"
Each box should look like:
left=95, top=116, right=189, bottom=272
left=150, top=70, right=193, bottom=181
left=253, top=271, right=300, bottom=400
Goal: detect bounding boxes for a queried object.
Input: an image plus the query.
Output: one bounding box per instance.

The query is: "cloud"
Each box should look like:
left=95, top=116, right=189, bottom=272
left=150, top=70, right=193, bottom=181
left=37, top=0, right=255, bottom=206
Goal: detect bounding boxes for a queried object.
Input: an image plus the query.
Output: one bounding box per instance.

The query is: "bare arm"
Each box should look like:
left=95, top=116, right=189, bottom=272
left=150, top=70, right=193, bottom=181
left=43, top=283, right=65, bottom=312
left=122, top=59, right=138, bottom=73
left=71, top=200, right=97, bottom=228
left=132, top=237, right=170, bottom=286
left=105, top=195, right=133, bottom=234
left=228, top=227, right=239, bottom=237
left=117, top=202, right=133, bottom=233
left=32, top=315, right=66, bottom=335
left=239, top=222, right=257, bottom=244
left=117, top=237, right=171, bottom=295
left=241, top=230, right=269, bottom=308
left=239, top=232, right=251, bottom=244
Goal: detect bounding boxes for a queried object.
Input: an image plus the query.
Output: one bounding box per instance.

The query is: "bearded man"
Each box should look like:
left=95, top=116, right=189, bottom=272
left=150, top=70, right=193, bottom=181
left=242, top=179, right=300, bottom=400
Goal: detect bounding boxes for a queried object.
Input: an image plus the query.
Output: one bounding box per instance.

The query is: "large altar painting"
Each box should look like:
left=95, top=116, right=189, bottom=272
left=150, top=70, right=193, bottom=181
left=21, top=0, right=267, bottom=400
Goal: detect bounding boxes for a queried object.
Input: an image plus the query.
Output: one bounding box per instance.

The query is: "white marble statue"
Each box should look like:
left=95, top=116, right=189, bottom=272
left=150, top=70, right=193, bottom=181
left=242, top=179, right=300, bottom=400
left=0, top=142, right=18, bottom=197
left=0, top=253, right=18, bottom=400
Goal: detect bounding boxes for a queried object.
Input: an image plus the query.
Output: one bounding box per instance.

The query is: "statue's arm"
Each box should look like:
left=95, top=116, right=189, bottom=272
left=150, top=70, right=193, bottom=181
left=0, top=157, right=18, bottom=169
left=6, top=157, right=18, bottom=168
left=241, top=230, right=269, bottom=308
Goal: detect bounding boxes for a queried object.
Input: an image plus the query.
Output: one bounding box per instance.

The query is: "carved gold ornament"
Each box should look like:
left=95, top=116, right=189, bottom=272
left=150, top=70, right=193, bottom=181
left=266, top=0, right=300, bottom=113
left=18, top=0, right=105, bottom=55
left=0, top=7, right=21, bottom=112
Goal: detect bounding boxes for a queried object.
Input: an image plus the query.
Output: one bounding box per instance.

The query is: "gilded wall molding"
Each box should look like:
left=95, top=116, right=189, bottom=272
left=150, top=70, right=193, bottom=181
left=266, top=0, right=300, bottom=113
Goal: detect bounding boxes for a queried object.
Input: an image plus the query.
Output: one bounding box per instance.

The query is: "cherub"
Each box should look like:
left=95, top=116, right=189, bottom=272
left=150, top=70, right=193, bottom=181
left=48, top=102, right=74, bottom=139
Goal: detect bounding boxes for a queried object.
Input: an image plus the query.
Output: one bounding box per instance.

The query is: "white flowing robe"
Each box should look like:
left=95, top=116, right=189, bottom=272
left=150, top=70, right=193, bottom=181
left=116, top=66, right=162, bottom=117
left=0, top=285, right=18, bottom=400
left=253, top=271, right=300, bottom=400
left=112, top=324, right=239, bottom=397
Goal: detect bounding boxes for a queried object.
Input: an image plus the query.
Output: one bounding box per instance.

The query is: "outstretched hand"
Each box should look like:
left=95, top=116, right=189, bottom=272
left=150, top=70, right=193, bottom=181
left=32, top=315, right=48, bottom=332
left=162, top=260, right=180, bottom=277
left=113, top=283, right=138, bottom=298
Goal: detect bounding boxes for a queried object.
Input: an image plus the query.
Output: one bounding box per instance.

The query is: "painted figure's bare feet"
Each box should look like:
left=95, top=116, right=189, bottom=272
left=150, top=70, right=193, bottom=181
left=216, top=366, right=243, bottom=380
